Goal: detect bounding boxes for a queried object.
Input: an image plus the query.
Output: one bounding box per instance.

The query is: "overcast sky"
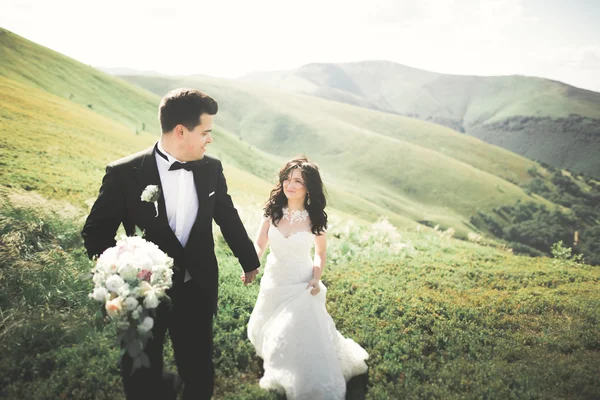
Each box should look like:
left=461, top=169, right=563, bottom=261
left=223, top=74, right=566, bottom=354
left=1, top=0, right=599, bottom=92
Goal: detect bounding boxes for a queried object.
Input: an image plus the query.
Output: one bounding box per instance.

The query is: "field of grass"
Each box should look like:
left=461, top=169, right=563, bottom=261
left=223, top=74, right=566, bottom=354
left=1, top=189, right=599, bottom=399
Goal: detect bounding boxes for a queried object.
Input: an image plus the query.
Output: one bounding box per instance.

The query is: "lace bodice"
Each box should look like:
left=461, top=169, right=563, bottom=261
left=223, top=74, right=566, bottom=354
left=267, top=223, right=314, bottom=262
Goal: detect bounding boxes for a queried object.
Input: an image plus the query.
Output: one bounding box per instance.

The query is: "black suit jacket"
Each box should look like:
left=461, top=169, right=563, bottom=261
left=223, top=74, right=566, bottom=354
left=82, top=145, right=260, bottom=313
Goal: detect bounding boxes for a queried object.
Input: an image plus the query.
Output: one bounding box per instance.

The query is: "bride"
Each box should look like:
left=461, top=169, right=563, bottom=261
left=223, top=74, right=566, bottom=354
left=245, top=156, right=369, bottom=400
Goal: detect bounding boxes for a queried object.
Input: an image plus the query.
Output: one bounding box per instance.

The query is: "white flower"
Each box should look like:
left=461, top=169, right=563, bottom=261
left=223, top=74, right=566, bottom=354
left=135, top=254, right=154, bottom=271
left=116, top=283, right=131, bottom=297
left=92, top=272, right=106, bottom=285
left=105, top=275, right=125, bottom=293
left=138, top=316, right=154, bottom=333
left=89, top=234, right=174, bottom=338
left=136, top=281, right=152, bottom=297
left=140, top=185, right=160, bottom=202
left=144, top=290, right=160, bottom=309
left=118, top=260, right=138, bottom=281
left=132, top=305, right=143, bottom=319
left=123, top=296, right=139, bottom=311
left=141, top=185, right=160, bottom=217
left=105, top=297, right=124, bottom=318
left=99, top=246, right=118, bottom=263
left=90, top=287, right=108, bottom=302
left=149, top=249, right=167, bottom=266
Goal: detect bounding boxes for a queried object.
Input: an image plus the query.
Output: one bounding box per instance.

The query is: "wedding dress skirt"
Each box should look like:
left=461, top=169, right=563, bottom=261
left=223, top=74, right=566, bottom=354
left=247, top=224, right=369, bottom=400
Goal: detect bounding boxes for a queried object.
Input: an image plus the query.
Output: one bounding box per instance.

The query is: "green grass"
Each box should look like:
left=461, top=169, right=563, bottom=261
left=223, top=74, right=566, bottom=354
left=0, top=28, right=159, bottom=134
left=238, top=61, right=600, bottom=178
left=1, top=189, right=599, bottom=399
left=239, top=60, right=600, bottom=124
left=0, top=76, right=158, bottom=204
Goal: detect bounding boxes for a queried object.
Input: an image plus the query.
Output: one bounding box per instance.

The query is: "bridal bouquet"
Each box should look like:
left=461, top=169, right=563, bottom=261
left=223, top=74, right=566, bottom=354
left=89, top=229, right=174, bottom=371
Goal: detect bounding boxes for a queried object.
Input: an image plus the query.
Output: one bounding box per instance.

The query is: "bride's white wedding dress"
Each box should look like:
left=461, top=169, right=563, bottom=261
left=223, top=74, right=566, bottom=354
left=247, top=218, right=369, bottom=400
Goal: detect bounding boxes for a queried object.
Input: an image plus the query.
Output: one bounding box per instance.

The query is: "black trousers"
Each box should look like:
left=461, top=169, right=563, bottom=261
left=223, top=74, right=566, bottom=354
left=120, top=280, right=215, bottom=400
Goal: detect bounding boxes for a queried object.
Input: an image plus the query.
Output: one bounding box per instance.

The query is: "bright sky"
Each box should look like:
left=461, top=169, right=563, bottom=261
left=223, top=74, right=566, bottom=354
left=2, top=0, right=599, bottom=92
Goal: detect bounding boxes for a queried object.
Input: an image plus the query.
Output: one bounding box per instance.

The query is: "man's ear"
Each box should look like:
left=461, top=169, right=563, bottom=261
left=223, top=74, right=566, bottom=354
left=174, top=124, right=186, bottom=139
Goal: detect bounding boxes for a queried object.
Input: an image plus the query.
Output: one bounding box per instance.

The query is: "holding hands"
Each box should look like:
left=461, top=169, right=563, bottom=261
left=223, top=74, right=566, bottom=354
left=241, top=268, right=260, bottom=285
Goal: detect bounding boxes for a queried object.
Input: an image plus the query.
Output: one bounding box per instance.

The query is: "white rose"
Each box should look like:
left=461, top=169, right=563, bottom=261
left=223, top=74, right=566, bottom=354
left=91, top=287, right=108, bottom=302
left=105, top=297, right=124, bottom=318
left=118, top=262, right=138, bottom=281
left=92, top=272, right=106, bottom=285
left=105, top=275, right=125, bottom=293
left=149, top=250, right=167, bottom=266
left=99, top=246, right=118, bottom=262
left=137, top=316, right=154, bottom=333
left=116, top=283, right=131, bottom=297
left=136, top=255, right=154, bottom=271
left=123, top=296, right=139, bottom=311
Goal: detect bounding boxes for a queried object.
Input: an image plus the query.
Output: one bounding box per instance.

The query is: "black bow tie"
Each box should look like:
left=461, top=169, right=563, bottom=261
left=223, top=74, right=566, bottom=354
left=169, top=161, right=198, bottom=172
left=155, top=144, right=201, bottom=171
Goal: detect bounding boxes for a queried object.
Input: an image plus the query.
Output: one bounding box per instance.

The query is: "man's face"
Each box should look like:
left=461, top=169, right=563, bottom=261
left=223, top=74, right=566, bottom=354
left=181, top=113, right=214, bottom=161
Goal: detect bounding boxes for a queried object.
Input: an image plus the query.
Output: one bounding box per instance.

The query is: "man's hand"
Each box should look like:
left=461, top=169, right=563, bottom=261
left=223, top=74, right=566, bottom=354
left=240, top=268, right=260, bottom=286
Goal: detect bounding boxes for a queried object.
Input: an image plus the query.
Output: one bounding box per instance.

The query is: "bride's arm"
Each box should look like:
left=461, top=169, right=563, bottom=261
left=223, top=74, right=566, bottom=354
left=254, top=217, right=270, bottom=259
left=312, top=233, right=327, bottom=280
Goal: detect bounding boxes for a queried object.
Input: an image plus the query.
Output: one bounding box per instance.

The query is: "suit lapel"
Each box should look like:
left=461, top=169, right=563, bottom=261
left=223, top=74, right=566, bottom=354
left=133, top=145, right=183, bottom=252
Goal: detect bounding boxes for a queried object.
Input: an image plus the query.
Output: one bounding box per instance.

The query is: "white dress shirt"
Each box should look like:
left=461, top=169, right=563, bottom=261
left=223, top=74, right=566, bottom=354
left=155, top=141, right=199, bottom=282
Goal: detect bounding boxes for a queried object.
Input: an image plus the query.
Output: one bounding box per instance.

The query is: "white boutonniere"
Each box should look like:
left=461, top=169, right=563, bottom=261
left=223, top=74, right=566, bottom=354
left=141, top=185, right=160, bottom=217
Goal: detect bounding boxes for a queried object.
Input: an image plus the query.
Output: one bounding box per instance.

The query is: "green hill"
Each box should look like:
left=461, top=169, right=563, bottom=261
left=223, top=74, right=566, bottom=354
left=2, top=26, right=598, bottom=260
left=0, top=28, right=412, bottom=230
left=121, top=74, right=556, bottom=237
left=0, top=28, right=363, bottom=222
left=0, top=27, right=599, bottom=400
left=240, top=60, right=600, bottom=177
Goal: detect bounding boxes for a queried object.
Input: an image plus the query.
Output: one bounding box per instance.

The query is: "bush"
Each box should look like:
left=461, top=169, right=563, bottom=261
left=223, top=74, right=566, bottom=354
left=551, top=240, right=585, bottom=268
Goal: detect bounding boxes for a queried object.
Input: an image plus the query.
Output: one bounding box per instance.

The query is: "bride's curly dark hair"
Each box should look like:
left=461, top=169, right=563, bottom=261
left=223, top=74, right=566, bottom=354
left=264, top=156, right=328, bottom=235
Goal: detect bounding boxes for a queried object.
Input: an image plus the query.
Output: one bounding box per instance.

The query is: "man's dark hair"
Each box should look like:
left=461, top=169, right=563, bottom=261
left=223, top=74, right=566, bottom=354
left=158, top=88, right=218, bottom=133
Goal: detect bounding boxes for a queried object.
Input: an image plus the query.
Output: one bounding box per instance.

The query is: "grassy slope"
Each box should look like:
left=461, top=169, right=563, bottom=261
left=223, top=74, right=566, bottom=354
left=0, top=28, right=159, bottom=134
left=239, top=60, right=600, bottom=125
left=0, top=28, right=416, bottom=229
left=0, top=75, right=270, bottom=205
left=123, top=75, right=553, bottom=235
left=423, top=74, right=600, bottom=126
left=2, top=191, right=599, bottom=399
left=239, top=62, right=600, bottom=178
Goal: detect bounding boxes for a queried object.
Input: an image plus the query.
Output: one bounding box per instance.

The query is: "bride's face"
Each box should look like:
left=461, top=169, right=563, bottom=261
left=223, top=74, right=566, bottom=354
left=282, top=169, right=307, bottom=203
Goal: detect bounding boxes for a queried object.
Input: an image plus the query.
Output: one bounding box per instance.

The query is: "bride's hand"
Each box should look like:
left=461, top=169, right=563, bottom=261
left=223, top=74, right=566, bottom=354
left=241, top=268, right=260, bottom=285
left=306, top=278, right=320, bottom=296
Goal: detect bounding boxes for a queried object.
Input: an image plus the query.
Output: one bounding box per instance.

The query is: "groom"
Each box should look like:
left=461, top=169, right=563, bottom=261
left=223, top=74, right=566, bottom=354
left=82, top=88, right=260, bottom=399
